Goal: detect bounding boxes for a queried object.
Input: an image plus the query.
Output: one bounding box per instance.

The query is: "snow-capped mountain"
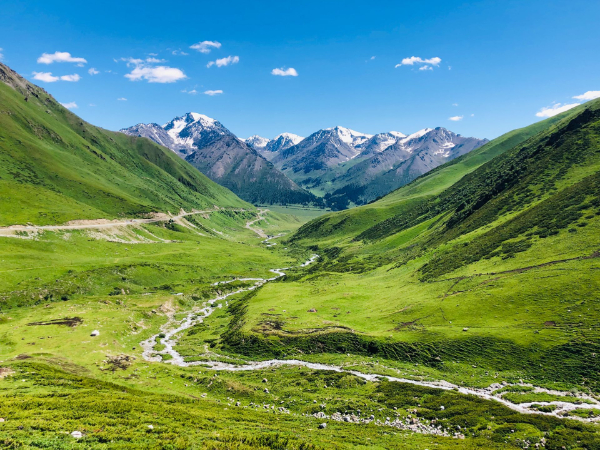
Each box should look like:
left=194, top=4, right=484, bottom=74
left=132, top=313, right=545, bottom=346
left=273, top=126, right=374, bottom=173
left=356, top=131, right=407, bottom=156
left=363, top=127, right=483, bottom=176
left=120, top=113, right=318, bottom=206
left=318, top=127, right=489, bottom=207
left=121, top=112, right=231, bottom=157
left=244, top=135, right=269, bottom=150
left=122, top=114, right=487, bottom=209
left=266, top=133, right=304, bottom=153
left=245, top=133, right=305, bottom=159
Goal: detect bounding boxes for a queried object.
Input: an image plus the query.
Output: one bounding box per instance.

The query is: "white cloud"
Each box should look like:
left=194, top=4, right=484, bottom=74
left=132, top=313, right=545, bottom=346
left=535, top=102, right=580, bottom=118
left=88, top=67, right=99, bottom=75
left=32, top=71, right=59, bottom=82
left=121, top=57, right=144, bottom=66
left=204, top=89, right=223, bottom=96
left=573, top=90, right=600, bottom=101
left=125, top=65, right=186, bottom=83
left=117, top=97, right=127, bottom=101
left=370, top=56, right=376, bottom=60
left=452, top=103, right=459, bottom=106
left=172, top=49, right=189, bottom=56
left=449, top=115, right=463, bottom=121
left=37, top=51, right=87, bottom=65
left=271, top=67, right=298, bottom=77
left=395, top=56, right=442, bottom=69
left=89, top=103, right=96, bottom=107
left=145, top=57, right=165, bottom=63
left=0, top=48, right=3, bottom=61
left=32, top=71, right=80, bottom=82
left=60, top=74, right=81, bottom=82
left=207, top=55, right=239, bottom=68
left=120, top=57, right=186, bottom=83
left=190, top=40, right=221, bottom=54
left=419, top=65, right=433, bottom=71
left=182, top=89, right=198, bottom=95
left=60, top=102, right=78, bottom=109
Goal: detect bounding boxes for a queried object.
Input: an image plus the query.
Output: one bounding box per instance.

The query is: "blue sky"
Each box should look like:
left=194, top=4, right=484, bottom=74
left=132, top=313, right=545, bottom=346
left=1, top=0, right=599, bottom=140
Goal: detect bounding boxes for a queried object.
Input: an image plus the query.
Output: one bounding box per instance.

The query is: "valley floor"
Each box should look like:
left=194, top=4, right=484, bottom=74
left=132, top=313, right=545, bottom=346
left=0, top=208, right=598, bottom=449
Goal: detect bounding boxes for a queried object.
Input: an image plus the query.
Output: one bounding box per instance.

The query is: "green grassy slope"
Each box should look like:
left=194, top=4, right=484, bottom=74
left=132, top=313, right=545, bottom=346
left=221, top=98, right=600, bottom=396
left=0, top=62, right=247, bottom=226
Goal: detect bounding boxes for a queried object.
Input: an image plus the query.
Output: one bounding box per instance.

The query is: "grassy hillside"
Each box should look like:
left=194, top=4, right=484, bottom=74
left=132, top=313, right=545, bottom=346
left=216, top=98, right=600, bottom=397
left=0, top=62, right=247, bottom=226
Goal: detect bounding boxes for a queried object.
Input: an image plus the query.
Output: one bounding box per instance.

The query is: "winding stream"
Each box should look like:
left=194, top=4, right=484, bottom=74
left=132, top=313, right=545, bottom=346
left=141, top=212, right=600, bottom=423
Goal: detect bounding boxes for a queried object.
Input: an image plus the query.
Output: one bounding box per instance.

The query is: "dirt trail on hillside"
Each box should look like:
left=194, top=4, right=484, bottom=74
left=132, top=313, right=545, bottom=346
left=244, top=208, right=268, bottom=238
left=0, top=208, right=247, bottom=237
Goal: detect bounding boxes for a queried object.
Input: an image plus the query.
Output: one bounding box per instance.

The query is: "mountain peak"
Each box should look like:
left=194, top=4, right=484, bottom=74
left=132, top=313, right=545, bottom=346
left=245, top=135, right=270, bottom=149
left=164, top=112, right=218, bottom=129
left=402, top=128, right=434, bottom=141
left=275, top=132, right=303, bottom=141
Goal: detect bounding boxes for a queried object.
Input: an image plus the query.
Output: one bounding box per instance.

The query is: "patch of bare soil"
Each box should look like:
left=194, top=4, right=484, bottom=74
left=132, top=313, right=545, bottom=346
left=0, top=367, right=15, bottom=378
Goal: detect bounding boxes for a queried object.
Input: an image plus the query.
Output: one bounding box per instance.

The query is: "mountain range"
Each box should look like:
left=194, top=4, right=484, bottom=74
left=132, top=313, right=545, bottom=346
left=123, top=116, right=487, bottom=209
left=121, top=115, right=318, bottom=206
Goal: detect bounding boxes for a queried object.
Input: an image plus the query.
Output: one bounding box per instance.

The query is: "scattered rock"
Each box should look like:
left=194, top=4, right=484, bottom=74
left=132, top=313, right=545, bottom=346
left=90, top=330, right=100, bottom=337
left=462, top=328, right=469, bottom=332
left=318, top=423, right=327, bottom=429
left=71, top=431, right=83, bottom=439
left=262, top=378, right=268, bottom=383
left=308, top=308, right=317, bottom=313
left=440, top=406, right=445, bottom=410
left=147, top=425, right=154, bottom=430
left=264, top=388, right=269, bottom=393
left=101, top=354, right=135, bottom=371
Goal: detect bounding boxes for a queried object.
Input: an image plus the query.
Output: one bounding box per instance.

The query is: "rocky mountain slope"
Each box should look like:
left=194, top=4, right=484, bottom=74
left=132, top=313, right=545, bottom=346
left=121, top=115, right=319, bottom=206
left=321, top=127, right=488, bottom=208
left=270, top=126, right=486, bottom=209
left=272, top=126, right=373, bottom=173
